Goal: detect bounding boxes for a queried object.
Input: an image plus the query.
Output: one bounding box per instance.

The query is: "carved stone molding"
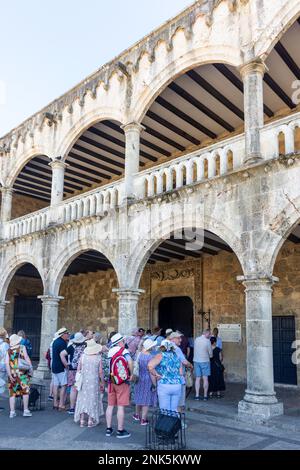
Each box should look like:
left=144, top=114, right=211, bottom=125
left=151, top=267, right=194, bottom=282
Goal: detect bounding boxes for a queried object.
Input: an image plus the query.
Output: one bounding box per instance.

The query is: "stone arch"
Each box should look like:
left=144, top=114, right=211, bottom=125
left=0, top=254, right=45, bottom=300
left=268, top=194, right=300, bottom=275
left=126, top=212, right=245, bottom=289
left=48, top=238, right=119, bottom=296
left=56, top=107, right=126, bottom=160
left=5, top=147, right=51, bottom=188
left=131, top=45, right=242, bottom=124
left=255, top=0, right=300, bottom=58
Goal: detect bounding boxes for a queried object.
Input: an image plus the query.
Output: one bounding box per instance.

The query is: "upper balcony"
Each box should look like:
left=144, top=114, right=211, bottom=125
left=1, top=5, right=300, bottom=241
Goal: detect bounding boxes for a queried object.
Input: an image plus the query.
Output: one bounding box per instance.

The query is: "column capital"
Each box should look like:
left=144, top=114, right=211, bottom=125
left=38, top=295, right=64, bottom=304
left=239, top=59, right=268, bottom=79
left=121, top=122, right=146, bottom=134
left=0, top=186, right=14, bottom=195
left=0, top=300, right=10, bottom=308
left=49, top=158, right=68, bottom=170
left=237, top=275, right=279, bottom=289
left=113, top=288, right=145, bottom=299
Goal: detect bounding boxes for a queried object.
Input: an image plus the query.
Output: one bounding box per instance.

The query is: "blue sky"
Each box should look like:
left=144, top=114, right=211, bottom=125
left=0, top=0, right=192, bottom=137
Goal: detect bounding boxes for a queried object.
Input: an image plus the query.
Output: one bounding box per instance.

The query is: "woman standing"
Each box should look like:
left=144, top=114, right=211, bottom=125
left=5, top=334, right=33, bottom=418
left=133, top=339, right=157, bottom=425
left=208, top=336, right=225, bottom=398
left=61, top=332, right=86, bottom=415
left=0, top=328, right=9, bottom=411
left=74, top=339, right=105, bottom=427
left=148, top=340, right=182, bottom=412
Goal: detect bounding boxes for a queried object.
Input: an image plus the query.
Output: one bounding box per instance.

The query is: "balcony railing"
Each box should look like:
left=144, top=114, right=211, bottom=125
left=2, top=111, right=300, bottom=240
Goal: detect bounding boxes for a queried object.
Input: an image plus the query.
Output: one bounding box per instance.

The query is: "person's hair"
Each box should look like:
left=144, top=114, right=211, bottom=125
left=138, top=328, right=145, bottom=333
left=0, top=327, right=7, bottom=340
left=213, top=328, right=219, bottom=335
left=93, top=332, right=102, bottom=344
left=203, top=328, right=211, bottom=335
left=153, top=326, right=161, bottom=334
left=108, top=331, right=117, bottom=341
left=146, top=329, right=152, bottom=335
left=210, top=336, right=217, bottom=345
left=17, top=330, right=25, bottom=338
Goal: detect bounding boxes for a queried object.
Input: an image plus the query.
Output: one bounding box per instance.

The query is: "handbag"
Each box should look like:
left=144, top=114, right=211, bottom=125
left=132, top=352, right=140, bottom=383
left=185, top=368, right=194, bottom=388
left=18, top=357, right=32, bottom=372
left=154, top=412, right=182, bottom=439
left=74, top=371, right=83, bottom=391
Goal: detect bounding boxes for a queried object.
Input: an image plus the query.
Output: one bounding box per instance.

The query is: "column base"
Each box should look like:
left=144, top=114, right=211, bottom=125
left=34, top=365, right=51, bottom=380
left=238, top=399, right=284, bottom=422
left=243, top=154, right=263, bottom=165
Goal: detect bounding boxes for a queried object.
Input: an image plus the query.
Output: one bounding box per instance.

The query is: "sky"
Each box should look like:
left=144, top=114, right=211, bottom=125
left=0, top=0, right=192, bottom=137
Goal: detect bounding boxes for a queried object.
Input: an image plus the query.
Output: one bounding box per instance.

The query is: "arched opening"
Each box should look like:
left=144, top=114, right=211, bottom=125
left=140, top=62, right=245, bottom=172
left=272, top=223, right=300, bottom=385
left=136, top=228, right=245, bottom=383
left=3, top=263, right=43, bottom=360
left=264, top=15, right=300, bottom=124
left=11, top=155, right=51, bottom=219
left=64, top=119, right=128, bottom=201
left=56, top=250, right=118, bottom=337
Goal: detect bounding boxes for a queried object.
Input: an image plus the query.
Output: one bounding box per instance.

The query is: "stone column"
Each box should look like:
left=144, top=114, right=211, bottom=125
left=0, top=187, right=13, bottom=222
left=113, top=288, right=144, bottom=336
left=237, top=275, right=283, bottom=420
left=0, top=301, right=9, bottom=328
left=49, top=158, right=67, bottom=206
left=35, top=295, right=63, bottom=379
left=240, top=60, right=266, bottom=164
left=121, top=123, right=145, bottom=201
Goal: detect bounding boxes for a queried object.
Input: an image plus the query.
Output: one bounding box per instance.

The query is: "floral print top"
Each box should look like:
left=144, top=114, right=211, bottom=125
left=156, top=351, right=182, bottom=385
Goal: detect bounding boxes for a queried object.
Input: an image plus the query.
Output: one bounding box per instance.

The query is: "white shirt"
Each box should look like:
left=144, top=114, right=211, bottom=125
left=193, top=335, right=213, bottom=363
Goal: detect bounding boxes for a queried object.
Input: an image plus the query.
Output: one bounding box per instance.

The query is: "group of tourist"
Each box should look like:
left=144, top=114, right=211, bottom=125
left=0, top=324, right=225, bottom=438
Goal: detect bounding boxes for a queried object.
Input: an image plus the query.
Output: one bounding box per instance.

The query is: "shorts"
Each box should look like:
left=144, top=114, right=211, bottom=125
left=178, top=384, right=186, bottom=407
left=194, top=362, right=211, bottom=377
left=52, top=371, right=68, bottom=387
left=108, top=382, right=130, bottom=406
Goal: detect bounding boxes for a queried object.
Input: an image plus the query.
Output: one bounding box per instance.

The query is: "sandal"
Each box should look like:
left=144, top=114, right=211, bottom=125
left=88, top=419, right=98, bottom=428
left=58, top=406, right=66, bottom=412
left=80, top=420, right=87, bottom=428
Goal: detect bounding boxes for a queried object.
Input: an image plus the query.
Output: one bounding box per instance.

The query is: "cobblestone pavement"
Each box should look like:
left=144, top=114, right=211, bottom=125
left=0, top=384, right=299, bottom=450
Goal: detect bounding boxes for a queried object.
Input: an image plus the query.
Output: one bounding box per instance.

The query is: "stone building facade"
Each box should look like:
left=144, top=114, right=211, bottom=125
left=1, top=0, right=300, bottom=421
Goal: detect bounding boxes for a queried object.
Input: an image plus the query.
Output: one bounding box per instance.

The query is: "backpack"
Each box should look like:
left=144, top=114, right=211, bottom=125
left=71, top=344, right=85, bottom=370
left=23, top=339, right=33, bottom=359
left=110, top=347, right=130, bottom=385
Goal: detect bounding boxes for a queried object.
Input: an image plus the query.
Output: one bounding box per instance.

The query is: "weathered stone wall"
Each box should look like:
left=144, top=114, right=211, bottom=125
left=11, top=194, right=47, bottom=219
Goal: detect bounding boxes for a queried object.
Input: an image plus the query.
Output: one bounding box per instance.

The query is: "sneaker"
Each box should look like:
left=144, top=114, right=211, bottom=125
left=48, top=396, right=54, bottom=401
left=9, top=411, right=17, bottom=418
left=23, top=409, right=32, bottom=417
left=194, top=396, right=200, bottom=401
left=106, top=428, right=114, bottom=437
left=68, top=408, right=75, bottom=415
left=132, top=413, right=140, bottom=421
left=116, top=429, right=131, bottom=439
left=140, top=419, right=149, bottom=426
left=203, top=397, right=208, bottom=401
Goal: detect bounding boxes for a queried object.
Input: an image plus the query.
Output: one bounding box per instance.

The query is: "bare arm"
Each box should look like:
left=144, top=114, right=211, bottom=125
left=23, top=346, right=32, bottom=367
left=148, top=353, right=163, bottom=380
left=99, top=358, right=105, bottom=391
left=5, top=351, right=13, bottom=381
left=60, top=349, right=68, bottom=369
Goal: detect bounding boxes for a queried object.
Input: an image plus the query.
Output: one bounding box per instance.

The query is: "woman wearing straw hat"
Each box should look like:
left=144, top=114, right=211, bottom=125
left=133, top=338, right=157, bottom=425
left=5, top=334, right=33, bottom=418
left=74, top=339, right=105, bottom=428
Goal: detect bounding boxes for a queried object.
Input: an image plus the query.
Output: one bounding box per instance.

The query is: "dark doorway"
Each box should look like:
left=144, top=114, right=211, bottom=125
left=13, top=296, right=42, bottom=360
left=273, top=316, right=297, bottom=385
left=158, top=296, right=193, bottom=337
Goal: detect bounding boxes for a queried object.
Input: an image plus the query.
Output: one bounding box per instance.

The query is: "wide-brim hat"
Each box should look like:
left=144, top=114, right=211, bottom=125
left=169, top=332, right=183, bottom=340
left=110, top=333, right=124, bottom=347
left=71, top=332, right=86, bottom=344
left=57, top=327, right=68, bottom=337
left=84, top=339, right=102, bottom=355
left=9, top=334, right=22, bottom=349
left=160, top=339, right=175, bottom=351
left=143, top=339, right=157, bottom=351
left=165, top=328, right=173, bottom=336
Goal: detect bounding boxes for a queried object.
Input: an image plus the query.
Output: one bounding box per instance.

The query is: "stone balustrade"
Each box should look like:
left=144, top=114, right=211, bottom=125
left=2, top=112, right=300, bottom=240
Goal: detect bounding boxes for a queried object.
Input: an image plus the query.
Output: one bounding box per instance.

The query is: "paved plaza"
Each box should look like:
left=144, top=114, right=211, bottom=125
left=0, top=384, right=299, bottom=451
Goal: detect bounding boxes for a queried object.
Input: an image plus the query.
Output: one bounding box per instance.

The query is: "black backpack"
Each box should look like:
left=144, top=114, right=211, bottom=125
left=154, top=411, right=182, bottom=439
left=29, top=387, right=40, bottom=407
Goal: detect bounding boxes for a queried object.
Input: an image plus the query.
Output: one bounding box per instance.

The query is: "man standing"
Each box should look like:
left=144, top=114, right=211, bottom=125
left=193, top=329, right=213, bottom=401
left=106, top=333, right=133, bottom=439
left=51, top=327, right=69, bottom=411
left=169, top=332, right=193, bottom=416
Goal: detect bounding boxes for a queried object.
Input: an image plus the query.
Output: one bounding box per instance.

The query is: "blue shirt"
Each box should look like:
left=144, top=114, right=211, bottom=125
left=156, top=351, right=182, bottom=385
left=216, top=337, right=223, bottom=350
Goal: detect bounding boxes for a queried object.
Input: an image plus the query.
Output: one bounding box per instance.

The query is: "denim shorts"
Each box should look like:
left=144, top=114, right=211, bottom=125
left=194, top=362, right=211, bottom=377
